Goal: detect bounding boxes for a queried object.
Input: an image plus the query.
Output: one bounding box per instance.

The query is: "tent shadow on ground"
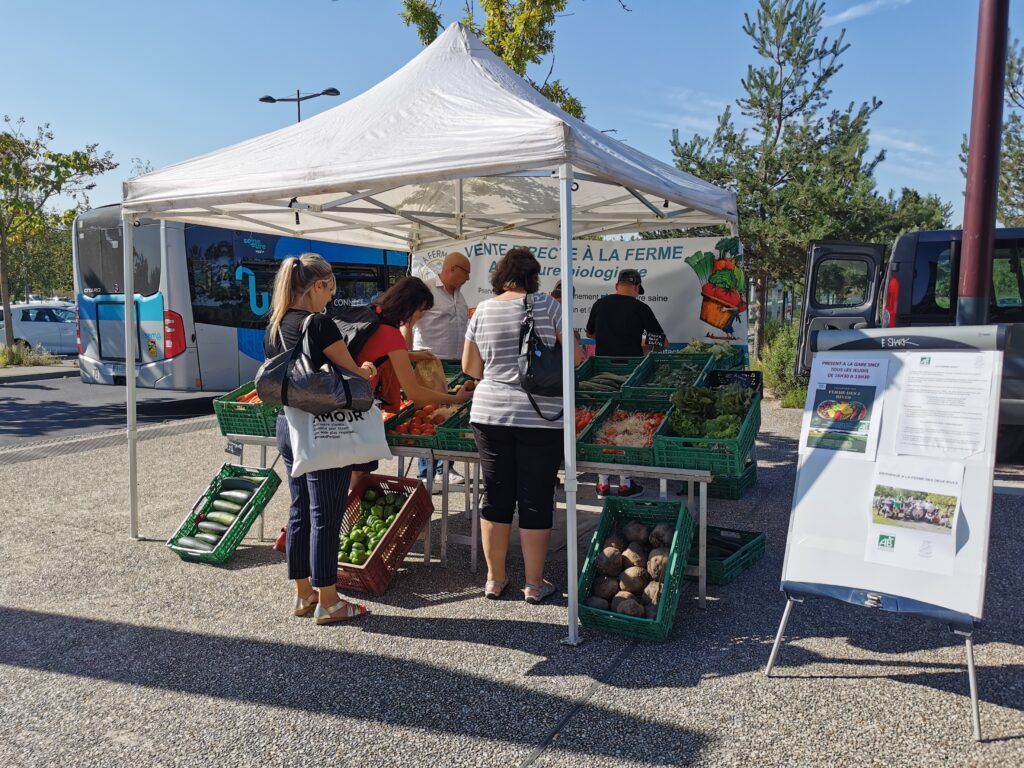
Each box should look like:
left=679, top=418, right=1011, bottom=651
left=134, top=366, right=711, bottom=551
left=0, top=606, right=706, bottom=765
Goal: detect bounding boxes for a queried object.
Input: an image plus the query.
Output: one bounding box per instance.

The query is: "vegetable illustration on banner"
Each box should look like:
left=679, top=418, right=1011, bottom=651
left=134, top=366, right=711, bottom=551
left=684, top=237, right=746, bottom=339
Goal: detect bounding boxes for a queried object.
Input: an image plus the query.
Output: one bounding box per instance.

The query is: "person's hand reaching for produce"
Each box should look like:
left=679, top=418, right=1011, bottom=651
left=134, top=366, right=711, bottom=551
left=454, top=384, right=473, bottom=403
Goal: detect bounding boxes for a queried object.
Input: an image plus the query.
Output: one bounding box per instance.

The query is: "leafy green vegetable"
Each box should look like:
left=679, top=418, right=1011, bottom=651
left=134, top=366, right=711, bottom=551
left=709, top=269, right=739, bottom=292
left=703, top=414, right=742, bottom=439
left=671, top=384, right=716, bottom=419
left=715, top=237, right=740, bottom=258
left=669, top=412, right=704, bottom=438
left=685, top=250, right=715, bottom=283
left=714, top=383, right=753, bottom=417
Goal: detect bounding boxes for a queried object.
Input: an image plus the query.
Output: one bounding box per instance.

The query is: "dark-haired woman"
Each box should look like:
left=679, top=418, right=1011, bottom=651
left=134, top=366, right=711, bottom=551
left=349, top=276, right=473, bottom=482
left=462, top=247, right=563, bottom=604
left=265, top=254, right=376, bottom=625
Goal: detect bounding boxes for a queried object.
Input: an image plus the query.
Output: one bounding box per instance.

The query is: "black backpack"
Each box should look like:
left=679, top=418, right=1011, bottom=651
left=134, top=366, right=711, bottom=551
left=331, top=303, right=385, bottom=361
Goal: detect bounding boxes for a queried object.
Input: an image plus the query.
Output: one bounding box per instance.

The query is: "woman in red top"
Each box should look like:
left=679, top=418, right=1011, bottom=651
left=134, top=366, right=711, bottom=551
left=350, top=277, right=472, bottom=479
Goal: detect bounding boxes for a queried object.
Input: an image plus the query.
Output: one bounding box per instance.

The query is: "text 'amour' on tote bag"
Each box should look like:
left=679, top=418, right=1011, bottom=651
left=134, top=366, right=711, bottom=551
left=284, top=404, right=392, bottom=478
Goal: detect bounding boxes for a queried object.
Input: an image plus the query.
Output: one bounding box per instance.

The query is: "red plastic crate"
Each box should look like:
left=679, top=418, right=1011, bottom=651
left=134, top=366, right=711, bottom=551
left=336, top=474, right=434, bottom=595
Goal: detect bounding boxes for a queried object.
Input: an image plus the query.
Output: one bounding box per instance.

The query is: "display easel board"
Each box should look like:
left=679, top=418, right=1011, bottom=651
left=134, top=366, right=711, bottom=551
left=782, top=325, right=1004, bottom=625
left=768, top=325, right=1006, bottom=741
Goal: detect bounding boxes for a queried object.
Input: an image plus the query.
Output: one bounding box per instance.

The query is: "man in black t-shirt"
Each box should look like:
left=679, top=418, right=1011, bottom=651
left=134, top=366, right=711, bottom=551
left=585, top=269, right=667, bottom=499
left=585, top=270, right=666, bottom=357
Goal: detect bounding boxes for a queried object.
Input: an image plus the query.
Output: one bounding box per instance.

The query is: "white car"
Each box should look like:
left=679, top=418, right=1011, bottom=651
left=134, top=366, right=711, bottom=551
left=0, top=301, right=78, bottom=354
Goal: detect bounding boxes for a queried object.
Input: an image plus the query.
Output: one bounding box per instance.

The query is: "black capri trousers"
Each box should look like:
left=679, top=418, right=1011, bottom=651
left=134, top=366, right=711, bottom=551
left=471, top=423, right=563, bottom=530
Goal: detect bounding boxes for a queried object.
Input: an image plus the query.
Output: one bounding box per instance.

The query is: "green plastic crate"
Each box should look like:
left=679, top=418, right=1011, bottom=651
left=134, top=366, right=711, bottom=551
left=575, top=356, right=643, bottom=399
left=574, top=392, right=613, bottom=437
left=167, top=463, right=281, bottom=564
left=435, top=402, right=477, bottom=453
left=653, top=393, right=761, bottom=475
left=213, top=382, right=282, bottom=437
left=622, top=354, right=712, bottom=400
left=684, top=526, right=765, bottom=585
left=579, top=497, right=696, bottom=642
left=440, top=358, right=463, bottom=379
left=385, top=405, right=439, bottom=449
left=708, top=461, right=757, bottom=500
left=709, top=345, right=745, bottom=371
left=576, top=397, right=668, bottom=466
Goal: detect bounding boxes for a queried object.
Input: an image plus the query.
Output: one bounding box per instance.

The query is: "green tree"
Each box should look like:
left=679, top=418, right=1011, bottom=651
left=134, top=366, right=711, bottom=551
left=400, top=0, right=606, bottom=119
left=0, top=117, right=116, bottom=347
left=6, top=211, right=75, bottom=301
left=961, top=37, right=1024, bottom=227
left=669, top=1, right=948, bottom=358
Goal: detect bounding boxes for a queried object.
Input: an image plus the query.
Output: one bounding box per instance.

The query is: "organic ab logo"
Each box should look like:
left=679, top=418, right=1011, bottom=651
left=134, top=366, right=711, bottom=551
left=920, top=356, right=931, bottom=366
left=878, top=534, right=896, bottom=551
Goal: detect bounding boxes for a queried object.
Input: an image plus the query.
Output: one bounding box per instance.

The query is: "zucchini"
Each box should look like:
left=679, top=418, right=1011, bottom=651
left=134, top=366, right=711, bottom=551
left=220, top=477, right=260, bottom=492
left=206, top=510, right=238, bottom=527
left=197, top=520, right=229, bottom=534
left=175, top=535, right=214, bottom=552
left=218, top=489, right=252, bottom=504
left=194, top=532, right=221, bottom=545
left=212, top=499, right=243, bottom=514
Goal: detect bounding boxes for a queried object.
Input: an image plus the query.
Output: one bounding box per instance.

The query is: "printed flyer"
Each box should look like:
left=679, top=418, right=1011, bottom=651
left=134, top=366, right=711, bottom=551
left=864, top=457, right=963, bottom=575
left=800, top=356, right=888, bottom=460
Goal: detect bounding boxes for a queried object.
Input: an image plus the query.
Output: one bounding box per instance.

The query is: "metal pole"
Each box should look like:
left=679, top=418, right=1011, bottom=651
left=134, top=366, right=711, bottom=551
left=965, top=634, right=983, bottom=741
left=958, top=0, right=1009, bottom=325
left=559, top=163, right=581, bottom=647
left=122, top=213, right=139, bottom=540
left=296, top=89, right=302, bottom=123
left=765, top=597, right=796, bottom=676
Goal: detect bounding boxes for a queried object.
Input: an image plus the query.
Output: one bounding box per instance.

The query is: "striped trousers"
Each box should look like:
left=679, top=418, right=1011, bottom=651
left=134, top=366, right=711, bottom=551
left=276, top=414, right=352, bottom=587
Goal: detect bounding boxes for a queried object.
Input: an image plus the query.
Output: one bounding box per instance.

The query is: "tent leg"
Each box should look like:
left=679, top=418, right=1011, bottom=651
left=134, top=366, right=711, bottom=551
left=557, top=162, right=582, bottom=648
left=122, top=213, right=139, bottom=540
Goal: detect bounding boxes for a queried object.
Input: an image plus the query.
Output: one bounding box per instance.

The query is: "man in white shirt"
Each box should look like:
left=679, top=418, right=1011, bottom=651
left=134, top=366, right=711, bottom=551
left=405, top=252, right=472, bottom=358
left=403, top=252, right=472, bottom=483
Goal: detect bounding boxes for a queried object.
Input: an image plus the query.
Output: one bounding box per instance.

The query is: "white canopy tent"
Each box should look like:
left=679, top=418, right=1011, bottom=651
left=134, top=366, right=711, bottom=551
left=121, top=22, right=737, bottom=643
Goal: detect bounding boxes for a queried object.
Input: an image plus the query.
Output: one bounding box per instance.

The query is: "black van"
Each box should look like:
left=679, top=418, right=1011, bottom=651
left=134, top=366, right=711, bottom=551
left=797, top=230, right=1024, bottom=457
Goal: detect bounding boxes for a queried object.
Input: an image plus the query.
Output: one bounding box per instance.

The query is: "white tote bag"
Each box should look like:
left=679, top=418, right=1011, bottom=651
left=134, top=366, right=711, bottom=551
left=285, top=404, right=392, bottom=478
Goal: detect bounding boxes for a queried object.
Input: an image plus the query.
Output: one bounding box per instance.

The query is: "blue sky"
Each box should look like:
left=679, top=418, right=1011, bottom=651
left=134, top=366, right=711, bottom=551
left=2, top=0, right=1019, bottom=225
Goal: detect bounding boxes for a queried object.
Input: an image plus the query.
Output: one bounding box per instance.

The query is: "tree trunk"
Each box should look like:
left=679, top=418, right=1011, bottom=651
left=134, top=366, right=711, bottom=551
left=0, top=239, right=14, bottom=349
left=753, top=271, right=769, bottom=361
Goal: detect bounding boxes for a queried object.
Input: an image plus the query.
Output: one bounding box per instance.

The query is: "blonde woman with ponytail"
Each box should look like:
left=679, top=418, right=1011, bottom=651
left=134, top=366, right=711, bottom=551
left=264, top=254, right=374, bottom=624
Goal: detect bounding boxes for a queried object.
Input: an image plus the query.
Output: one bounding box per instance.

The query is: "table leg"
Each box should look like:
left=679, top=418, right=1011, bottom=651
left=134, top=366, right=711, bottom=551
left=422, top=457, right=433, bottom=565
left=441, top=460, right=450, bottom=567
left=257, top=445, right=267, bottom=542
left=659, top=477, right=668, bottom=500
left=699, top=480, right=707, bottom=609
left=687, top=481, right=694, bottom=514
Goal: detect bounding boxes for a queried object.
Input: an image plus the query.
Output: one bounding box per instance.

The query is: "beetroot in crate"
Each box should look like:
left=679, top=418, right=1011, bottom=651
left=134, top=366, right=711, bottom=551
left=336, top=474, right=433, bottom=595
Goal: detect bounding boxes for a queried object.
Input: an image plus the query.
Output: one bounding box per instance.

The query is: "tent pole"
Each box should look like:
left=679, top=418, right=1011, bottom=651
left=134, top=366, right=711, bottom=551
left=558, top=163, right=581, bottom=647
left=122, top=212, right=139, bottom=540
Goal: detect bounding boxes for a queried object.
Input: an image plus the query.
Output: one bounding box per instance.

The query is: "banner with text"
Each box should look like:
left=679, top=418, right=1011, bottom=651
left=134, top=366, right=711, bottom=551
left=411, top=236, right=747, bottom=347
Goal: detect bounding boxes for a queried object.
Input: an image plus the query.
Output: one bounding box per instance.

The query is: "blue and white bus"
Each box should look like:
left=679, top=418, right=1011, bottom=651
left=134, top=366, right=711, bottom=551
left=73, top=204, right=408, bottom=391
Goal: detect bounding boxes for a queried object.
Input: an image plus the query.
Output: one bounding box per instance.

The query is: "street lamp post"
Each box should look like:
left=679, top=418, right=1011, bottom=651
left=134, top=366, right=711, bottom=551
left=259, top=87, right=341, bottom=122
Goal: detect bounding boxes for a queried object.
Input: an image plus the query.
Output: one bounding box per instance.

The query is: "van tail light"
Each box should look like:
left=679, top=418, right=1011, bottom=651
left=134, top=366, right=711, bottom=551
left=75, top=308, right=82, bottom=355
left=164, top=310, right=186, bottom=358
left=883, top=275, right=899, bottom=327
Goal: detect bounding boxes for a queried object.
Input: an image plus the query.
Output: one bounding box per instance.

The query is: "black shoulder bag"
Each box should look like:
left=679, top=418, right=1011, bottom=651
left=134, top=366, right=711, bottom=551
left=518, top=294, right=563, bottom=421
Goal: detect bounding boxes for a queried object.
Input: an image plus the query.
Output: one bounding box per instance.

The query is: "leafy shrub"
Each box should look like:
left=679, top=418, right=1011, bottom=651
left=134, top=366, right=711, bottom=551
left=0, top=343, right=61, bottom=367
left=780, top=387, right=808, bottom=409
left=754, top=322, right=807, bottom=407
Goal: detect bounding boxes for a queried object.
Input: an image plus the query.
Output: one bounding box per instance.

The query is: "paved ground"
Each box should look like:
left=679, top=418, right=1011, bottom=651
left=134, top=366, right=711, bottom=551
left=0, top=376, right=218, bottom=446
left=0, top=400, right=1021, bottom=767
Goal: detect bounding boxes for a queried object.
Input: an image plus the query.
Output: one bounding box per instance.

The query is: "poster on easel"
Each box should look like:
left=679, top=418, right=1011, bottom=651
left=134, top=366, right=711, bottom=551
left=799, top=356, right=888, bottom=460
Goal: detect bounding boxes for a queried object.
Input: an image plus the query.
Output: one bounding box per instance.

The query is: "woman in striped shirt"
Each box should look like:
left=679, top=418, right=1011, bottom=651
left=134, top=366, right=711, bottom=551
left=462, top=248, right=563, bottom=604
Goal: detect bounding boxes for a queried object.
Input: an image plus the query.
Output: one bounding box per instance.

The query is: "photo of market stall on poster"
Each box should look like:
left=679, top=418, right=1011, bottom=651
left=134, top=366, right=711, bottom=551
left=411, top=236, right=747, bottom=349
